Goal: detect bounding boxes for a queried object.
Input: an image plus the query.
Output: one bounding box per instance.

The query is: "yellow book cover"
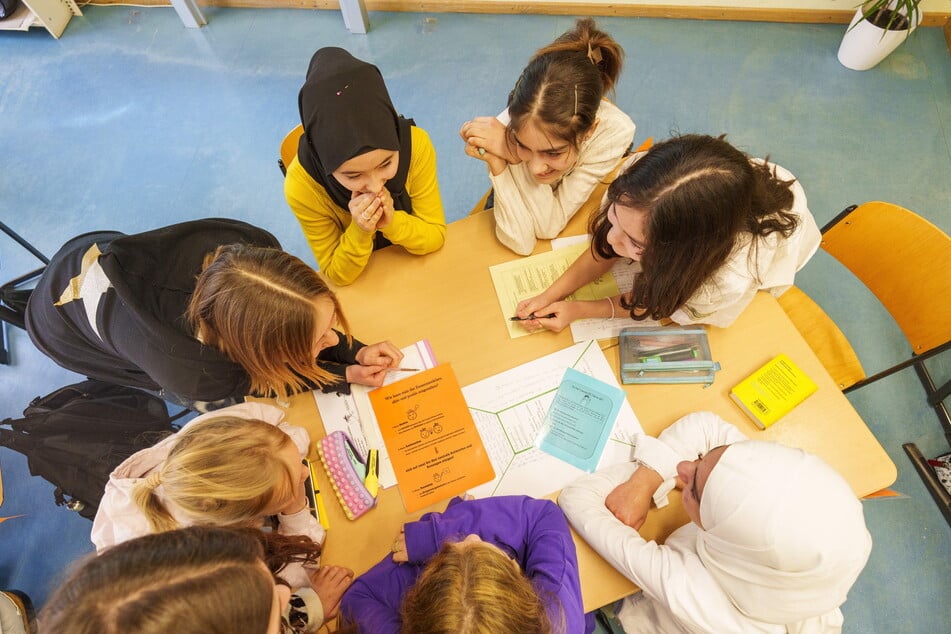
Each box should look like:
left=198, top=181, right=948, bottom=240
left=730, top=354, right=818, bottom=429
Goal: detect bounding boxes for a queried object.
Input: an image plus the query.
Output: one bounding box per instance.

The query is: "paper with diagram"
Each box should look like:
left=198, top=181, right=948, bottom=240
left=464, top=340, right=643, bottom=498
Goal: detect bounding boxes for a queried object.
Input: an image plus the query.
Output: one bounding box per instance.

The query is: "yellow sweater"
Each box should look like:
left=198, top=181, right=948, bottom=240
left=284, top=126, right=446, bottom=286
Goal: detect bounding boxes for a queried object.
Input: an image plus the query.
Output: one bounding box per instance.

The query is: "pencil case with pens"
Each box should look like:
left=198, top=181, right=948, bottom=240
left=316, top=431, right=376, bottom=520
left=619, top=326, right=721, bottom=387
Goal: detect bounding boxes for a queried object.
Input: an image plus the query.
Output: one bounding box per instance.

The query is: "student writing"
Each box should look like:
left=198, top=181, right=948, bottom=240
left=515, top=134, right=821, bottom=331
left=91, top=403, right=352, bottom=624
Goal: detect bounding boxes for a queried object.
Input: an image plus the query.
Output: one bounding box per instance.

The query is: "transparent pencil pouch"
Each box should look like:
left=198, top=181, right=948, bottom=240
left=619, top=326, right=721, bottom=386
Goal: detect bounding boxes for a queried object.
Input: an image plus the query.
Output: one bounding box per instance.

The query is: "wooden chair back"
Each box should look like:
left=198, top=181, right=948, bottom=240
left=279, top=124, right=304, bottom=176
left=821, top=201, right=951, bottom=355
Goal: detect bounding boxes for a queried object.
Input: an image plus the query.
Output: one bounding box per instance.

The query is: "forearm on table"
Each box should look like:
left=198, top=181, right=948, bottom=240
left=559, top=466, right=666, bottom=589
left=380, top=210, right=446, bottom=254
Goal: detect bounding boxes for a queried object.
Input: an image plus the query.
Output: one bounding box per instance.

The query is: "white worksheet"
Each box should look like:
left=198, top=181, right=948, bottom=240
left=464, top=340, right=643, bottom=498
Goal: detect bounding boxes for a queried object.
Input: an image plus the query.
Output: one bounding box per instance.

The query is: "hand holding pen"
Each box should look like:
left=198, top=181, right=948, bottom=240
left=347, top=341, right=403, bottom=388
left=512, top=297, right=595, bottom=334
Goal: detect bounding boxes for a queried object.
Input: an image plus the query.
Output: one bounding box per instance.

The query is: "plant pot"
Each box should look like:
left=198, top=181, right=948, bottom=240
left=837, top=2, right=922, bottom=71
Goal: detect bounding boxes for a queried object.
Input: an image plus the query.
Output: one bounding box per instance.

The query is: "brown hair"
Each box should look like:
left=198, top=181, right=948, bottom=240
left=131, top=416, right=303, bottom=534
left=40, top=527, right=276, bottom=634
left=187, top=243, right=351, bottom=399
left=590, top=134, right=799, bottom=321
left=507, top=18, right=624, bottom=150
left=400, top=540, right=555, bottom=634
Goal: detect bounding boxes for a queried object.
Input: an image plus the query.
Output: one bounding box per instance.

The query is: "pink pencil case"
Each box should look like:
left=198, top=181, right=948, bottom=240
left=316, top=431, right=376, bottom=520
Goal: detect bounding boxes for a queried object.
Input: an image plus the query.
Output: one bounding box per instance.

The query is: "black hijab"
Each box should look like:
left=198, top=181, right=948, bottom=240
left=297, top=47, right=415, bottom=218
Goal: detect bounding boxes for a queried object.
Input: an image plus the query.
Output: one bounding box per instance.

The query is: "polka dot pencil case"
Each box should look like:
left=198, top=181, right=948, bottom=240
left=316, top=431, right=376, bottom=520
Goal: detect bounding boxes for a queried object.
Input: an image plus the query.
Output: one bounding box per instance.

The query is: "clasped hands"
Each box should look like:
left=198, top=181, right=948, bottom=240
left=346, top=341, right=404, bottom=388
left=349, top=188, right=395, bottom=233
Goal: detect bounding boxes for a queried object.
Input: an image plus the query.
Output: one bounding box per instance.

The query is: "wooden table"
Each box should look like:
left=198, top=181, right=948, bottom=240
left=258, top=209, right=896, bottom=612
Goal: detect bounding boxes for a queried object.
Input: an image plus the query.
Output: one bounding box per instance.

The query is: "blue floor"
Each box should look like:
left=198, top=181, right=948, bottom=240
left=1, top=7, right=950, bottom=630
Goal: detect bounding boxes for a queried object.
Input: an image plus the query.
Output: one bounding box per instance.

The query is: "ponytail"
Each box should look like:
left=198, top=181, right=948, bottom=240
left=508, top=18, right=625, bottom=150
left=131, top=417, right=296, bottom=532
left=132, top=471, right=180, bottom=533
left=533, top=17, right=623, bottom=93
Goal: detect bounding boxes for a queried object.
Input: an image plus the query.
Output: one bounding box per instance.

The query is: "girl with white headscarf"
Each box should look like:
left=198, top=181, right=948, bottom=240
left=559, top=411, right=871, bottom=633
left=284, top=47, right=446, bottom=286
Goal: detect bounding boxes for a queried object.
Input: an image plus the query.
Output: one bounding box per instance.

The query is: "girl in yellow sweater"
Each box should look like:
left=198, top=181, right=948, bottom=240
left=284, top=47, right=446, bottom=286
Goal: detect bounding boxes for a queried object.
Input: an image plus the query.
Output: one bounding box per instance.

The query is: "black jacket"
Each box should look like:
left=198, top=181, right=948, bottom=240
left=26, top=218, right=361, bottom=402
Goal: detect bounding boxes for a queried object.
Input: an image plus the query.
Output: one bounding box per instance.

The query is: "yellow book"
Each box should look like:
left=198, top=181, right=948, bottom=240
left=730, top=354, right=818, bottom=429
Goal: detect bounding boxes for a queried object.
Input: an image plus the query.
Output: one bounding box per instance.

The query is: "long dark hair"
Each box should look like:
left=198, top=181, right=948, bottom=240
left=590, top=134, right=799, bottom=321
left=507, top=18, right=624, bottom=150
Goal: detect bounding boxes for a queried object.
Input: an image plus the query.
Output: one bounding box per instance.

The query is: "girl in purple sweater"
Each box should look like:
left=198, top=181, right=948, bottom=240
left=340, top=495, right=592, bottom=633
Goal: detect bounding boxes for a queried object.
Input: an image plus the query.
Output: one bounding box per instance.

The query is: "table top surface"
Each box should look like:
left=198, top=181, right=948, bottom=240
left=257, top=208, right=896, bottom=611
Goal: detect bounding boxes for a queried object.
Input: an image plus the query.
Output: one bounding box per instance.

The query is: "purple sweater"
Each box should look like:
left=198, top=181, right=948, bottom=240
left=340, top=496, right=593, bottom=633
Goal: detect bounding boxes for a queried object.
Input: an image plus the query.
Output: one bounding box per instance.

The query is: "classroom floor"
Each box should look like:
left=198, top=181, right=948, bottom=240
left=1, top=6, right=949, bottom=630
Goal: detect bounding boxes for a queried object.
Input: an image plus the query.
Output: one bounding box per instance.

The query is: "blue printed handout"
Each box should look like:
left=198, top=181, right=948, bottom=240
left=536, top=367, right=625, bottom=472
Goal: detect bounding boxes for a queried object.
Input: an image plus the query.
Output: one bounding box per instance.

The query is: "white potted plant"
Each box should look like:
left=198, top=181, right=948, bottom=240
left=837, top=0, right=923, bottom=70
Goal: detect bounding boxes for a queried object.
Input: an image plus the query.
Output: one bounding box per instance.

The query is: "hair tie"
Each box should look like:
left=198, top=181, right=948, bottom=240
left=145, top=471, right=163, bottom=488
left=587, top=43, right=603, bottom=65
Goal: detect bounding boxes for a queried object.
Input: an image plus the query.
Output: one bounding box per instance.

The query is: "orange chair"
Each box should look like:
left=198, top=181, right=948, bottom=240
left=278, top=124, right=304, bottom=176
left=778, top=201, right=951, bottom=524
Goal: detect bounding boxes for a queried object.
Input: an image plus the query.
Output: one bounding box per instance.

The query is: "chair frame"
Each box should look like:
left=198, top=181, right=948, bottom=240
left=0, top=221, right=49, bottom=365
left=820, top=205, right=951, bottom=434
left=819, top=203, right=951, bottom=525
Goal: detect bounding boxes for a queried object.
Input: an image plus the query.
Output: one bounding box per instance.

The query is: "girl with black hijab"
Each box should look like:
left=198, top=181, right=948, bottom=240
left=285, top=47, right=446, bottom=286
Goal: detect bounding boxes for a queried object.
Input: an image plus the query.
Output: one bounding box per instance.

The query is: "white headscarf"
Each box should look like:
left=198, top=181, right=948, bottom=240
left=696, top=441, right=872, bottom=625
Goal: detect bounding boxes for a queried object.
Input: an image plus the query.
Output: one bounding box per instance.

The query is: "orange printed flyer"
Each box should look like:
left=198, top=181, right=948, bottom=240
left=368, top=364, right=494, bottom=513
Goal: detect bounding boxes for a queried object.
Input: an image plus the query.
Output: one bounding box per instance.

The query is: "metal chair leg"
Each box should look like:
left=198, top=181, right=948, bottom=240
left=903, top=443, right=951, bottom=527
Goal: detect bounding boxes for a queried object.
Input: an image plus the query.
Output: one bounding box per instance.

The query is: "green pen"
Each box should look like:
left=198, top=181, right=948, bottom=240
left=639, top=345, right=700, bottom=363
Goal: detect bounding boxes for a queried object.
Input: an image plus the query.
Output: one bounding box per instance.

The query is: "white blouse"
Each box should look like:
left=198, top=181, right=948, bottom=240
left=490, top=100, right=636, bottom=255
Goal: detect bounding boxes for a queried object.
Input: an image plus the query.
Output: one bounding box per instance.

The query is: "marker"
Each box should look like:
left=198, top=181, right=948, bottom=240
left=308, top=460, right=331, bottom=530
left=364, top=449, right=380, bottom=498
left=638, top=345, right=700, bottom=363
left=509, top=313, right=557, bottom=321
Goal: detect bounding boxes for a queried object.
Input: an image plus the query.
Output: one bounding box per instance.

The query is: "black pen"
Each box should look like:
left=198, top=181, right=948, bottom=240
left=510, top=313, right=557, bottom=321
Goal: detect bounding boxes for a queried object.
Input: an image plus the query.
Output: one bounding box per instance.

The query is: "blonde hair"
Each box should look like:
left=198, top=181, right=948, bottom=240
left=186, top=243, right=352, bottom=399
left=400, top=541, right=554, bottom=634
left=132, top=417, right=296, bottom=533
left=41, top=527, right=274, bottom=634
